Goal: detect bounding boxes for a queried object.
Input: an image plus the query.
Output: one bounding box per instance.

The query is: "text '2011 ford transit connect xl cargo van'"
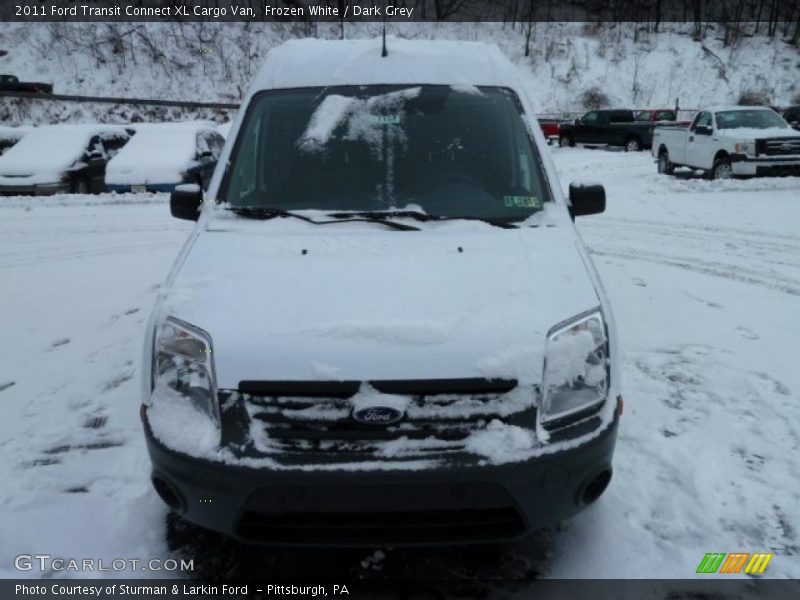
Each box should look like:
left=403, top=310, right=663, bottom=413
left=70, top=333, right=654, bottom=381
left=142, top=37, right=622, bottom=546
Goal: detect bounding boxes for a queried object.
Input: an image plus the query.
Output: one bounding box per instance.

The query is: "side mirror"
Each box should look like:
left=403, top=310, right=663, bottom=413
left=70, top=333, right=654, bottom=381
left=568, top=182, right=606, bottom=219
left=170, top=183, right=202, bottom=221
left=198, top=150, right=213, bottom=159
left=694, top=125, right=712, bottom=135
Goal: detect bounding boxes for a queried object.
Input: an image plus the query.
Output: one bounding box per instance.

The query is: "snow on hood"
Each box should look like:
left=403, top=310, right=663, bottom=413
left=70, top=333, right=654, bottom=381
left=159, top=209, right=599, bottom=389
left=716, top=126, right=799, bottom=139
left=0, top=124, right=127, bottom=183
left=105, top=121, right=212, bottom=185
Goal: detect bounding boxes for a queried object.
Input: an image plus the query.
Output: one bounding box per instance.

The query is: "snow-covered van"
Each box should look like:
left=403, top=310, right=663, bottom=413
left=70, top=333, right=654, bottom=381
left=142, top=37, right=621, bottom=545
left=653, top=106, right=800, bottom=179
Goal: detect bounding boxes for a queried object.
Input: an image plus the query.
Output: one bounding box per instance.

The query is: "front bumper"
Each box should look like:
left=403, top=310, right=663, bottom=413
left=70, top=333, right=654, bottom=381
left=730, top=153, right=800, bottom=176
left=0, top=181, right=70, bottom=196
left=143, top=402, right=620, bottom=546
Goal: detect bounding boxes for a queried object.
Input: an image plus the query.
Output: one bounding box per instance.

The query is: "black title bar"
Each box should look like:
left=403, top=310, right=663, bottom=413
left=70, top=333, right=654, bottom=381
left=3, top=0, right=800, bottom=23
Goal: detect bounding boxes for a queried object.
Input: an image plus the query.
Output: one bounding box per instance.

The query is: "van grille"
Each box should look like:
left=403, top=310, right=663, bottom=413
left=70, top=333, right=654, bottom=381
left=224, top=378, right=538, bottom=463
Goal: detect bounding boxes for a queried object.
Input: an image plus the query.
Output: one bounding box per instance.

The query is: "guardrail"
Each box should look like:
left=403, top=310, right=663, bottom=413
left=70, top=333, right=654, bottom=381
left=0, top=91, right=239, bottom=110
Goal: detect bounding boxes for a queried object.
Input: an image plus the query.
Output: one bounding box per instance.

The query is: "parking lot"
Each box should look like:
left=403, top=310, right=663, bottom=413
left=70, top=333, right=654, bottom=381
left=0, top=147, right=798, bottom=582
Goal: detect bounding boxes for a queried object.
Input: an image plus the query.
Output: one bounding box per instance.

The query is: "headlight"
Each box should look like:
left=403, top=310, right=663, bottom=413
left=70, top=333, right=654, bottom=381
left=150, top=316, right=219, bottom=425
left=734, top=142, right=753, bottom=155
left=539, top=309, right=608, bottom=436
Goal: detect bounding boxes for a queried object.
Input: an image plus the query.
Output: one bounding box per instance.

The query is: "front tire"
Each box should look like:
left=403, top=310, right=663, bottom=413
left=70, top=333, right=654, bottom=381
left=559, top=134, right=575, bottom=148
left=71, top=176, right=89, bottom=194
left=625, top=137, right=642, bottom=152
left=709, top=157, right=733, bottom=180
left=657, top=151, right=675, bottom=175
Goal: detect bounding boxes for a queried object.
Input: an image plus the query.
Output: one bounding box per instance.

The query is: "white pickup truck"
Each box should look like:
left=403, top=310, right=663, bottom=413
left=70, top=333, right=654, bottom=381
left=652, top=106, right=800, bottom=179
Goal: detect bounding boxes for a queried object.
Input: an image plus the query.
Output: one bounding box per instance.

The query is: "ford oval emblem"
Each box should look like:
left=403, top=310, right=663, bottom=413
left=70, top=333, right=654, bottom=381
left=351, top=406, right=404, bottom=426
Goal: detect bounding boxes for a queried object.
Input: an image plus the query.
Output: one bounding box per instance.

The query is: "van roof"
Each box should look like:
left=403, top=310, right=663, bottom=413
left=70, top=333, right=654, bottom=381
left=249, top=37, right=523, bottom=92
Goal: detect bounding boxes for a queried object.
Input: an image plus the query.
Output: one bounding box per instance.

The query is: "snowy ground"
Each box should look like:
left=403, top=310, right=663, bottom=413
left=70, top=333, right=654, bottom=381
left=0, top=149, right=798, bottom=583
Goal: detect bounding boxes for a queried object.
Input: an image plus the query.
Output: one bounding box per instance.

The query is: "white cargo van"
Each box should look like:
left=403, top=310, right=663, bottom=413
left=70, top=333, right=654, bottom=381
left=141, top=37, right=621, bottom=546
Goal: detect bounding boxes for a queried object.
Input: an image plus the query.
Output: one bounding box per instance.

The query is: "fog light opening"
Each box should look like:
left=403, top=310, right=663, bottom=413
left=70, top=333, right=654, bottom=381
left=152, top=475, right=183, bottom=511
left=580, top=469, right=612, bottom=506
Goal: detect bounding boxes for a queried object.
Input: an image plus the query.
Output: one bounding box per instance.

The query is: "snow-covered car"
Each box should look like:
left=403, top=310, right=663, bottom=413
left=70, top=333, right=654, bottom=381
left=105, top=122, right=225, bottom=193
left=653, top=106, right=800, bottom=179
left=0, top=124, right=132, bottom=195
left=142, top=37, right=621, bottom=546
left=0, top=125, right=28, bottom=156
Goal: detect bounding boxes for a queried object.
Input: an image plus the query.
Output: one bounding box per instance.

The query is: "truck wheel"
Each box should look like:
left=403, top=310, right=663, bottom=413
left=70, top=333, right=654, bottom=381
left=71, top=176, right=89, bottom=194
left=657, top=151, right=675, bottom=175
left=710, top=157, right=733, bottom=180
left=559, top=134, right=574, bottom=148
left=625, top=137, right=642, bottom=152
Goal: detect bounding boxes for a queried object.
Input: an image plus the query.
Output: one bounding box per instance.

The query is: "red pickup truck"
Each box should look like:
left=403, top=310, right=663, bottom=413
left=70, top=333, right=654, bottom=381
left=537, top=117, right=563, bottom=144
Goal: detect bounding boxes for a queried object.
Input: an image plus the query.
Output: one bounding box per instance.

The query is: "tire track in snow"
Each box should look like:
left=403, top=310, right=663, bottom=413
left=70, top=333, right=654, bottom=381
left=589, top=248, right=800, bottom=296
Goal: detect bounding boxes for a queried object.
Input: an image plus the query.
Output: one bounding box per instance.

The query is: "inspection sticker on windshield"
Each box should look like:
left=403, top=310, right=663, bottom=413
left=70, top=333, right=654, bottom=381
left=373, top=115, right=401, bottom=125
left=504, top=195, right=541, bottom=208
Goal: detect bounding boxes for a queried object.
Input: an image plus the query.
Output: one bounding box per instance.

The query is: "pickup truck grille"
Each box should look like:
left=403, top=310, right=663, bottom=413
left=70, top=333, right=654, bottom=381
left=757, top=138, right=800, bottom=156
left=226, top=379, right=537, bottom=462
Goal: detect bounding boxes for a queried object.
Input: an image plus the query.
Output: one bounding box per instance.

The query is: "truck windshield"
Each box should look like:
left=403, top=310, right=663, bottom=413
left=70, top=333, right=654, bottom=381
left=221, top=85, right=550, bottom=221
left=715, top=110, right=789, bottom=130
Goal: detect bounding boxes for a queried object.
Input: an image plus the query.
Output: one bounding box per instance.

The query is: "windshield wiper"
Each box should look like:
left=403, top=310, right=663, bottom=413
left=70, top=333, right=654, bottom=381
left=227, top=207, right=419, bottom=232
left=328, top=210, right=520, bottom=229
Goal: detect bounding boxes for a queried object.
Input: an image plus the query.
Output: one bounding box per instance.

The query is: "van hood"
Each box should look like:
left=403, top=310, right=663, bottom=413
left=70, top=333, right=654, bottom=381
left=162, top=216, right=600, bottom=388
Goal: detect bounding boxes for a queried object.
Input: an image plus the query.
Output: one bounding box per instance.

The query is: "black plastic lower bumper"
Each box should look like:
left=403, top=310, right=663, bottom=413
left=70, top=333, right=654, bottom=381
left=143, top=407, right=619, bottom=546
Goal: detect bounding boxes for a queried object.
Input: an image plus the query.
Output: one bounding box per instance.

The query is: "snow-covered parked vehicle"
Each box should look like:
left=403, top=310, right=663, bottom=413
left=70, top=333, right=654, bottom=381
left=0, top=124, right=132, bottom=195
left=106, top=121, right=225, bottom=193
left=0, top=125, right=29, bottom=156
left=653, top=106, right=800, bottom=179
left=142, top=38, right=621, bottom=546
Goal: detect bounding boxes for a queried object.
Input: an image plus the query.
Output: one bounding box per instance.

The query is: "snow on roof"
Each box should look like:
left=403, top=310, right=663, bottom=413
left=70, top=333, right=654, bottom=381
left=706, top=105, right=774, bottom=113
left=0, top=123, right=129, bottom=178
left=106, top=121, right=215, bottom=185
left=250, top=37, right=523, bottom=92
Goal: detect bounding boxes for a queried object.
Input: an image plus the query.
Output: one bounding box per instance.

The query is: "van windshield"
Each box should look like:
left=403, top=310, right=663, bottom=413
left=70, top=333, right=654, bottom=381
left=220, top=85, right=550, bottom=221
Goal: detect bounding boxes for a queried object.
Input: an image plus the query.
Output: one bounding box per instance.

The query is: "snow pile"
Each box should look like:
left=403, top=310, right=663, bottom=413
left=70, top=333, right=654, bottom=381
left=0, top=123, right=128, bottom=184
left=146, top=382, right=220, bottom=457
left=465, top=420, right=537, bottom=464
left=105, top=121, right=213, bottom=186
